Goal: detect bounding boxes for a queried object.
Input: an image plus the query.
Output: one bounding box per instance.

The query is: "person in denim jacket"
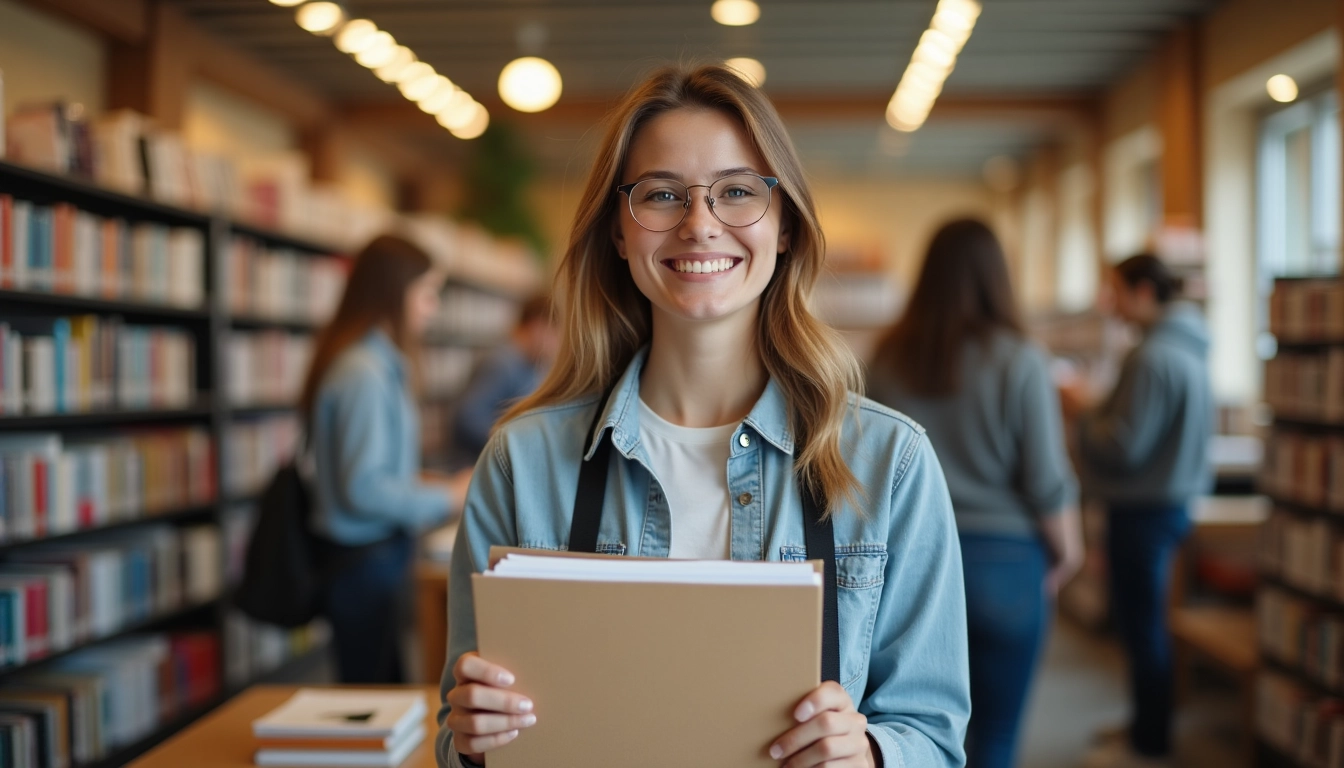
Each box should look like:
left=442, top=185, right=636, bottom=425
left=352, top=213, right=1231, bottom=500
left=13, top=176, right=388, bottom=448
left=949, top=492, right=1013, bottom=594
left=435, top=65, right=970, bottom=768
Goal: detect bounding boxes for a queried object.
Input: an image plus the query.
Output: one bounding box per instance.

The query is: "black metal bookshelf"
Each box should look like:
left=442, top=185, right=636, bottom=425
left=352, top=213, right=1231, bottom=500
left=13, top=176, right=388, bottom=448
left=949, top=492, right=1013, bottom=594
left=0, top=161, right=339, bottom=761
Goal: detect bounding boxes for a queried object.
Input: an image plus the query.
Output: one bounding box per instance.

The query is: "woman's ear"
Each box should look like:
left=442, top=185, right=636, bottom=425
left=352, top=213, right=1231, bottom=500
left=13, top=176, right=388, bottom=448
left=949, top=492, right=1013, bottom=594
left=776, top=220, right=792, bottom=255
left=611, top=217, right=628, bottom=261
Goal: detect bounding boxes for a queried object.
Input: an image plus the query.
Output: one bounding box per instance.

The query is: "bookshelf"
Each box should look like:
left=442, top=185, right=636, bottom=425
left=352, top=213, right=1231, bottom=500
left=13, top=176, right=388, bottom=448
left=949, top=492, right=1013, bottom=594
left=1255, top=277, right=1344, bottom=767
left=0, top=159, right=344, bottom=766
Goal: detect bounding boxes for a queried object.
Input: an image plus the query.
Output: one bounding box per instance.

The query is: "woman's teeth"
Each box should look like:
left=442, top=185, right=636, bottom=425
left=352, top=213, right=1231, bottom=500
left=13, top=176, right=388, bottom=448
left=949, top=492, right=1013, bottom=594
left=673, top=258, right=735, bottom=274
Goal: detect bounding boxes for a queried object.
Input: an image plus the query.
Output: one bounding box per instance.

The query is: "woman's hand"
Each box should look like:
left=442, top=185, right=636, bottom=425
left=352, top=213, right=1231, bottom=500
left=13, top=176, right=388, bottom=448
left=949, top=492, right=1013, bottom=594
left=444, top=652, right=536, bottom=763
left=769, top=682, right=876, bottom=767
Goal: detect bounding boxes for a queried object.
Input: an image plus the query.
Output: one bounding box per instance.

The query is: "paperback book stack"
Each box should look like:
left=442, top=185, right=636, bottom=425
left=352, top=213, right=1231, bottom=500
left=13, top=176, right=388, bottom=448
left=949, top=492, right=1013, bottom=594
left=251, top=689, right=427, bottom=767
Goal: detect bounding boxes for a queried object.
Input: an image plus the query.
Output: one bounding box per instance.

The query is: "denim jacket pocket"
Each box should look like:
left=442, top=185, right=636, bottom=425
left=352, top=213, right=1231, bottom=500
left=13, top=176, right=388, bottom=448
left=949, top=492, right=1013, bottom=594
left=779, top=544, right=888, bottom=691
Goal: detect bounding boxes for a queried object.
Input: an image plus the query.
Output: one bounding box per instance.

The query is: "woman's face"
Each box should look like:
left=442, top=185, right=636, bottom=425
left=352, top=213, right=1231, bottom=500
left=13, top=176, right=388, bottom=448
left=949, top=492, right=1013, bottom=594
left=614, top=107, right=789, bottom=328
left=404, top=269, right=444, bottom=336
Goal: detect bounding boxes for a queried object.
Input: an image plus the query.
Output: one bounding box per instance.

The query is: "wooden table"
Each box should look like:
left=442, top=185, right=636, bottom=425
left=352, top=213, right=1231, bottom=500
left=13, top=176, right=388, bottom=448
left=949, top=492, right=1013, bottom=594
left=417, top=560, right=452, bottom=685
left=128, top=685, right=442, bottom=768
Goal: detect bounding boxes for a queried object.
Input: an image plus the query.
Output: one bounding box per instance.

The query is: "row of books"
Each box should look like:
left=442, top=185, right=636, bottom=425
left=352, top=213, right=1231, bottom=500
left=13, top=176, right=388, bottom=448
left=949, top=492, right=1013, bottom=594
left=0, top=631, right=221, bottom=767
left=1260, top=430, right=1344, bottom=510
left=6, top=105, right=393, bottom=253
left=1261, top=585, right=1344, bottom=690
left=225, top=332, right=311, bottom=409
left=223, top=416, right=299, bottom=500
left=0, top=195, right=205, bottom=309
left=226, top=238, right=346, bottom=327
left=0, top=523, right=221, bottom=667
left=1260, top=509, right=1342, bottom=599
left=422, top=346, right=478, bottom=401
left=0, top=316, right=196, bottom=414
left=0, top=428, right=214, bottom=543
left=1271, top=279, right=1344, bottom=343
left=1258, top=671, right=1344, bottom=767
left=427, top=285, right=520, bottom=344
left=1266, top=349, right=1344, bottom=424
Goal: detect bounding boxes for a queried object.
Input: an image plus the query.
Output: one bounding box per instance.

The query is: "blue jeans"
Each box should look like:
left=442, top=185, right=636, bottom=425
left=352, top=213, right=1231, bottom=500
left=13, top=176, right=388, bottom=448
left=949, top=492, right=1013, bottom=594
left=1105, top=504, right=1192, bottom=757
left=322, top=532, right=413, bottom=684
left=960, top=533, right=1050, bottom=768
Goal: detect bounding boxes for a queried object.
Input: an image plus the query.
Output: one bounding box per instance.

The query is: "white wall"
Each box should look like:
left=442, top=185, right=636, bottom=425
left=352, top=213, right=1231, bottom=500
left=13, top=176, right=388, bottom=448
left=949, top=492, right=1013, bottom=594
left=0, top=0, right=105, bottom=120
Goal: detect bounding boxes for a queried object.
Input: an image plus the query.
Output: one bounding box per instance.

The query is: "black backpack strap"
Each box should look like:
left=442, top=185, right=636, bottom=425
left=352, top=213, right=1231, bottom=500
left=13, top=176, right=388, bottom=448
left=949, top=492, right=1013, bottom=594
left=568, top=386, right=616, bottom=553
left=802, top=480, right=840, bottom=685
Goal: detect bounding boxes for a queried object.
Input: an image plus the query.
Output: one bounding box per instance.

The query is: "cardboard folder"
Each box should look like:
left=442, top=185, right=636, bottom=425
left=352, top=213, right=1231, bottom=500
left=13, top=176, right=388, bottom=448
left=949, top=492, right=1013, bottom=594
left=472, top=547, right=823, bottom=768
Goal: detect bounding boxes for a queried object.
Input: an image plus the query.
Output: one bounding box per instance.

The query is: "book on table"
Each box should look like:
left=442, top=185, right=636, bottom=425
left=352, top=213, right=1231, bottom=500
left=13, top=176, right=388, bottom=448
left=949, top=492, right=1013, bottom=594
left=251, top=688, right=427, bottom=768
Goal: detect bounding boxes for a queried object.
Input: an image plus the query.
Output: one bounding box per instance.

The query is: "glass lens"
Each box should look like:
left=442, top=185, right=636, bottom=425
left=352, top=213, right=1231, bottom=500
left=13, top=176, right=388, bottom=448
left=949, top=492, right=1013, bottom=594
left=628, top=179, right=689, bottom=231
left=626, top=174, right=772, bottom=231
left=709, top=174, right=772, bottom=227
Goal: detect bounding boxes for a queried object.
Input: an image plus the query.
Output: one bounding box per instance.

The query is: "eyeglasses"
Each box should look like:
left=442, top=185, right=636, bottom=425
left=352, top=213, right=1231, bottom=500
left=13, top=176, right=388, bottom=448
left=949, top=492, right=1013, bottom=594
left=616, top=174, right=780, bottom=232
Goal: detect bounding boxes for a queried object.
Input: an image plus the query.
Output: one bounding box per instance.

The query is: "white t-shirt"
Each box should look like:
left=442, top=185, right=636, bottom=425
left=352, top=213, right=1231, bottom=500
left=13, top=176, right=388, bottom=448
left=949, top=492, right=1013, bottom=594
left=637, top=398, right=737, bottom=560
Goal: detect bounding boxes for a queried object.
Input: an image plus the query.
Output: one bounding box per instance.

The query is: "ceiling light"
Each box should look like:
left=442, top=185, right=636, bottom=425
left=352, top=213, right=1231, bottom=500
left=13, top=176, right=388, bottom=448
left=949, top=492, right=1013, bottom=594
left=353, top=31, right=398, bottom=68
left=399, top=69, right=442, bottom=101
left=725, top=57, right=766, bottom=88
left=334, top=19, right=377, bottom=53
left=373, top=47, right=416, bottom=82
left=1267, top=74, right=1299, bottom=103
left=269, top=0, right=304, bottom=6
left=437, top=96, right=480, bottom=130
left=394, top=61, right=433, bottom=87
left=419, top=81, right=460, bottom=114
left=449, top=103, right=490, bottom=140
left=296, top=1, right=345, bottom=35
left=711, top=0, right=760, bottom=26
left=498, top=56, right=563, bottom=112
left=886, top=0, right=981, bottom=133
left=410, top=75, right=453, bottom=104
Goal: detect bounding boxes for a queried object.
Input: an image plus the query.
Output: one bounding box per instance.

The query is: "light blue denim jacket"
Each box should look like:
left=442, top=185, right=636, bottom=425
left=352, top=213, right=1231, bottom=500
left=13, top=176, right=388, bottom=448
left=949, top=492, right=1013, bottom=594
left=436, top=349, right=970, bottom=768
left=310, top=329, right=449, bottom=545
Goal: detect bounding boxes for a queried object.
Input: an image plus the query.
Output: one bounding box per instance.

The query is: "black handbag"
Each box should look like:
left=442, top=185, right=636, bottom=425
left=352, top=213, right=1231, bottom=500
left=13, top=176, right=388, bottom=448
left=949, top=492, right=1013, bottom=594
left=234, top=456, right=325, bottom=628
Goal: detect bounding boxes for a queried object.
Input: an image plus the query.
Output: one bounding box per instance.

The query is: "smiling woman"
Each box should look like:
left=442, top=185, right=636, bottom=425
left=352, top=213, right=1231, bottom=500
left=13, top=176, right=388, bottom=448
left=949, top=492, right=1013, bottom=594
left=435, top=64, right=970, bottom=768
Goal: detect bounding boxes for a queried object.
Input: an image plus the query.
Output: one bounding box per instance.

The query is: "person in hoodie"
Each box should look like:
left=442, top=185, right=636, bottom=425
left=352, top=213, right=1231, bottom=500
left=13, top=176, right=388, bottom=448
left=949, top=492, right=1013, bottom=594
left=1063, top=253, right=1213, bottom=768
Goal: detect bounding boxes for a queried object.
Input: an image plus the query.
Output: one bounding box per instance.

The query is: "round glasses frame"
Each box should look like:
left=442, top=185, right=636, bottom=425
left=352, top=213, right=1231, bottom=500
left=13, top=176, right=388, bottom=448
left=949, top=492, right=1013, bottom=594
left=615, top=174, right=781, bottom=232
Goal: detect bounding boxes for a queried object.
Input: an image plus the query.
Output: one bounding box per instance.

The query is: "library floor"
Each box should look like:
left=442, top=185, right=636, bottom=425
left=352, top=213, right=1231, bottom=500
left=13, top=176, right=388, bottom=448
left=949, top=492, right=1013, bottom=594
left=1021, top=618, right=1242, bottom=768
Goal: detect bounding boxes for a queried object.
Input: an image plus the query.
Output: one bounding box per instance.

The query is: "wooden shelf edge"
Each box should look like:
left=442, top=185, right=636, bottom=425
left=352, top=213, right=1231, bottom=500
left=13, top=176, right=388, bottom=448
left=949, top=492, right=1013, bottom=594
left=1260, top=571, right=1344, bottom=613
left=0, top=289, right=210, bottom=320
left=0, top=402, right=214, bottom=429
left=225, top=221, right=342, bottom=256
left=0, top=161, right=212, bottom=228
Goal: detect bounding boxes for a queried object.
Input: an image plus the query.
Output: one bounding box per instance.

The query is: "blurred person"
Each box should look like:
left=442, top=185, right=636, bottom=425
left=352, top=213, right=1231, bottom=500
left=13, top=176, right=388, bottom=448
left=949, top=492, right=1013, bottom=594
left=1063, top=254, right=1213, bottom=768
left=301, top=234, right=472, bottom=684
left=436, top=64, right=970, bottom=768
left=451, top=294, right=558, bottom=461
left=867, top=218, right=1084, bottom=768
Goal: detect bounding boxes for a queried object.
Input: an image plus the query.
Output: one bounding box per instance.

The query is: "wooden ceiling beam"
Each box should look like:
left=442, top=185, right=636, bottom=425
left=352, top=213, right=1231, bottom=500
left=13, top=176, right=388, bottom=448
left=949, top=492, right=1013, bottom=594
left=339, top=93, right=1098, bottom=135
left=16, top=0, right=148, bottom=44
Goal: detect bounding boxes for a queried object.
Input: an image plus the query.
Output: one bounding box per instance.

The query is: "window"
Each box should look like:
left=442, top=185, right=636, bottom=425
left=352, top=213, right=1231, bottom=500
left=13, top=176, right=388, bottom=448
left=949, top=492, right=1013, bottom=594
left=1257, top=88, right=1341, bottom=280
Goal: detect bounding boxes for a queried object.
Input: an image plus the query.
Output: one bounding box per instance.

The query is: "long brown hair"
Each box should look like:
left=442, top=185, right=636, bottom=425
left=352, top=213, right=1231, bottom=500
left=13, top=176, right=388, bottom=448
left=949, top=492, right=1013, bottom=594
left=299, top=234, right=434, bottom=414
left=502, top=64, right=863, bottom=512
left=874, top=218, right=1024, bottom=396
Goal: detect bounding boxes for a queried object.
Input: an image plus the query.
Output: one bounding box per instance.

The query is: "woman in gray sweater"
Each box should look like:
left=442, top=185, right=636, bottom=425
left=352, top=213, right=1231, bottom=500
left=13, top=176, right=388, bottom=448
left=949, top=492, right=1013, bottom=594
left=867, top=218, right=1083, bottom=768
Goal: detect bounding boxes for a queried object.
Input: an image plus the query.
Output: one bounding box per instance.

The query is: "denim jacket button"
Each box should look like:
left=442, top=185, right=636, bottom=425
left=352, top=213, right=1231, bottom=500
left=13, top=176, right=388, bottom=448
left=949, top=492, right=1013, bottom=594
left=738, top=433, right=751, bottom=448
left=737, top=492, right=753, bottom=506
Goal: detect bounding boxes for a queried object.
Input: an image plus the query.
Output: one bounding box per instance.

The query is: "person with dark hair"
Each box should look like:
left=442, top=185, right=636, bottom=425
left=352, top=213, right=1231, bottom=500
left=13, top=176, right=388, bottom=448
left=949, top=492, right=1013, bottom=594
left=450, top=294, right=558, bottom=462
left=1064, top=253, right=1213, bottom=768
left=868, top=218, right=1082, bottom=768
left=302, top=234, right=472, bottom=684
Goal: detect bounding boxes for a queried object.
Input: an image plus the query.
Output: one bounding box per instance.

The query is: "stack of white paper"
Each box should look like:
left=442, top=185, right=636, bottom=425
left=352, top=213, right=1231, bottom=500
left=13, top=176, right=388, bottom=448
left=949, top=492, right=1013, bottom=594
left=487, top=554, right=821, bottom=586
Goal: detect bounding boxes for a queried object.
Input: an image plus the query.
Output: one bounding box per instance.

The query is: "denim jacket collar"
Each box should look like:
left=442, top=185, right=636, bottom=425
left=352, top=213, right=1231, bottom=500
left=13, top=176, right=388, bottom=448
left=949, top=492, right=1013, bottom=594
left=583, top=347, right=795, bottom=462
left=363, top=328, right=407, bottom=385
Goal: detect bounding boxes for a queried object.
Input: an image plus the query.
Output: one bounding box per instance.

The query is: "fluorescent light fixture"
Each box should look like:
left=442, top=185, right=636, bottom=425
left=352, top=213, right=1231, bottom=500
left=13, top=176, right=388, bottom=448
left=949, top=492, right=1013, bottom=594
left=725, top=57, right=766, bottom=87
left=1267, top=74, right=1299, bottom=103
left=711, top=0, right=760, bottom=26
left=296, top=1, right=345, bottom=35
left=498, top=56, right=563, bottom=112
left=334, top=19, right=378, bottom=53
